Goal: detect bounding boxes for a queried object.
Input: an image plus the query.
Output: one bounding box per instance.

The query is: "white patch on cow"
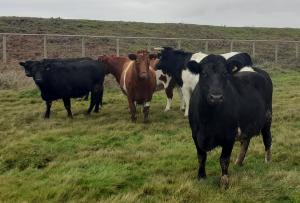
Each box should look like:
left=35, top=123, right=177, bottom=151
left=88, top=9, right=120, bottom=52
left=144, top=102, right=151, bottom=107
left=221, top=52, right=240, bottom=59
left=164, top=98, right=172, bottom=112
left=237, top=127, right=242, bottom=137
left=238, top=66, right=255, bottom=72
left=181, top=51, right=208, bottom=116
left=155, top=70, right=164, bottom=86
left=122, top=61, right=134, bottom=94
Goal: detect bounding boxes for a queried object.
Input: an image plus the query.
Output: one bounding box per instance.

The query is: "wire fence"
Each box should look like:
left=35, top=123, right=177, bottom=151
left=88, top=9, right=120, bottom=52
left=1, top=33, right=300, bottom=66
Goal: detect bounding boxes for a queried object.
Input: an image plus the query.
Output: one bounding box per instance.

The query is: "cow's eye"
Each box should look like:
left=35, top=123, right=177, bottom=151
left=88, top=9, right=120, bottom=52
left=222, top=72, right=227, bottom=77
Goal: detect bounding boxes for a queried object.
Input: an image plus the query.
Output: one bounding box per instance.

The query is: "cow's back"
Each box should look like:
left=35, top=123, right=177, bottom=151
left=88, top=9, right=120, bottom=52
left=40, top=60, right=105, bottom=100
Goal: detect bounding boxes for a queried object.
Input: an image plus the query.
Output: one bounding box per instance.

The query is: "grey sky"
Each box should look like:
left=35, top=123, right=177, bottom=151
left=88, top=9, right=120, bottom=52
left=1, top=0, right=299, bottom=28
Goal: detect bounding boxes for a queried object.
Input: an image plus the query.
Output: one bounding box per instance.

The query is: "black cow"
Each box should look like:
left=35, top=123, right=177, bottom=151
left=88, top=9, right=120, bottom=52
left=19, top=58, right=106, bottom=118
left=187, top=54, right=273, bottom=189
left=156, top=47, right=253, bottom=117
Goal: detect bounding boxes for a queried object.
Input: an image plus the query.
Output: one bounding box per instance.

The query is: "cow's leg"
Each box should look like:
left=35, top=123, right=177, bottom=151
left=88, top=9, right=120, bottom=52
left=143, top=101, right=150, bottom=123
left=164, top=85, right=173, bottom=112
left=182, top=86, right=191, bottom=117
left=262, top=111, right=272, bottom=163
left=44, top=100, right=52, bottom=119
left=177, top=87, right=185, bottom=111
left=62, top=98, right=73, bottom=118
left=87, top=87, right=98, bottom=114
left=192, top=135, right=207, bottom=179
left=235, top=137, right=250, bottom=166
left=94, top=85, right=103, bottom=113
left=128, top=98, right=137, bottom=122
left=219, top=141, right=234, bottom=189
left=83, top=93, right=89, bottom=101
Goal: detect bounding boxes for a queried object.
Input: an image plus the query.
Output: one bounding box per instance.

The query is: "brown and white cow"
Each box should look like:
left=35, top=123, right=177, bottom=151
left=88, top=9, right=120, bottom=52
left=149, top=54, right=184, bottom=112
left=99, top=51, right=156, bottom=122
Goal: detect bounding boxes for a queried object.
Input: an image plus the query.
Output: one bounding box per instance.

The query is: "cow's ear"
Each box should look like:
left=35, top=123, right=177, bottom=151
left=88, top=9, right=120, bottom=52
left=187, top=60, right=201, bottom=74
left=19, top=62, right=26, bottom=67
left=128, top=54, right=137, bottom=61
left=226, top=53, right=253, bottom=74
left=149, top=54, right=157, bottom=60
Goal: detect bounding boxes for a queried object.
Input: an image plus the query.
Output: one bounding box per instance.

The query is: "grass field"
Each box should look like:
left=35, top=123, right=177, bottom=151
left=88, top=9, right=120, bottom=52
left=1, top=16, right=300, bottom=40
left=0, top=70, right=299, bottom=202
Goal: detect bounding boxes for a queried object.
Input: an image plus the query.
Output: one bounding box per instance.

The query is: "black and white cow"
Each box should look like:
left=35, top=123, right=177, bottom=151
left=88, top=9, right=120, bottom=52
left=187, top=54, right=273, bottom=188
left=149, top=53, right=185, bottom=111
left=156, top=47, right=253, bottom=116
left=19, top=58, right=107, bottom=118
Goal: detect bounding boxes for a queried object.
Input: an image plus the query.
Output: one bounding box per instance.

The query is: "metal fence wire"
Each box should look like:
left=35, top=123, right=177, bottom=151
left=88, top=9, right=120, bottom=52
left=1, top=33, right=300, bottom=65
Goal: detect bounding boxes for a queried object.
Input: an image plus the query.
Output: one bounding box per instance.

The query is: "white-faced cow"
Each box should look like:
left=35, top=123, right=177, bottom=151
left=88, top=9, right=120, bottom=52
left=187, top=54, right=273, bottom=189
left=156, top=47, right=253, bottom=117
left=19, top=58, right=107, bottom=118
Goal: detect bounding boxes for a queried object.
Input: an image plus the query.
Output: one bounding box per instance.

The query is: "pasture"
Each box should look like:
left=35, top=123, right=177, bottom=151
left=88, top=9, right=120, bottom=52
left=0, top=69, right=299, bottom=202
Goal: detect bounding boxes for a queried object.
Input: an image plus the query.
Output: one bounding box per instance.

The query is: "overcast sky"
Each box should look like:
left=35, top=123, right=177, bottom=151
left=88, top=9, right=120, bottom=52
left=1, top=0, right=299, bottom=28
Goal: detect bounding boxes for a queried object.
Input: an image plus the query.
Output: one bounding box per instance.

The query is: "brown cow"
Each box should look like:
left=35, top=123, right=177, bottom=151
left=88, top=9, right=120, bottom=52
left=99, top=51, right=156, bottom=122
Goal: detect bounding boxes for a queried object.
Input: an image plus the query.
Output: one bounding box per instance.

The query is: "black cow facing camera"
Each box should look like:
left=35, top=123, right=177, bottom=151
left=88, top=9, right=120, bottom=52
left=187, top=54, right=273, bottom=189
left=19, top=58, right=106, bottom=118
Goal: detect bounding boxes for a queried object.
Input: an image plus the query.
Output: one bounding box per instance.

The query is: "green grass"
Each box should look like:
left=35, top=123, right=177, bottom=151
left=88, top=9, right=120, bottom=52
left=0, top=71, right=300, bottom=202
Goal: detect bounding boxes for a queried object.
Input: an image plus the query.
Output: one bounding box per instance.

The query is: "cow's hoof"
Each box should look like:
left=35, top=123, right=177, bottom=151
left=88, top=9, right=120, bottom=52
left=265, top=150, right=271, bottom=163
left=197, top=175, right=207, bottom=181
left=219, top=175, right=229, bottom=190
left=44, top=116, right=50, bottom=119
left=164, top=108, right=170, bottom=112
left=94, top=109, right=100, bottom=113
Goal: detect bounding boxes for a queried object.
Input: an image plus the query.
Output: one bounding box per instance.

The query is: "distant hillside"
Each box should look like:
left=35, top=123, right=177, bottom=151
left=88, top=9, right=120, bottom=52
left=1, top=16, right=300, bottom=40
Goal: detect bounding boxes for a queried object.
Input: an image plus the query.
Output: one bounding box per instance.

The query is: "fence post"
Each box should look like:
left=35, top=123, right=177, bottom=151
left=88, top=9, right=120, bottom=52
left=3, top=35, right=7, bottom=64
left=252, top=41, right=256, bottom=59
left=147, top=40, right=151, bottom=52
left=296, top=43, right=298, bottom=59
left=81, top=37, right=85, bottom=57
left=116, top=38, right=120, bottom=56
left=205, top=41, right=208, bottom=53
left=230, top=40, right=233, bottom=52
left=275, top=44, right=278, bottom=63
left=177, top=40, right=181, bottom=49
left=43, top=35, right=47, bottom=58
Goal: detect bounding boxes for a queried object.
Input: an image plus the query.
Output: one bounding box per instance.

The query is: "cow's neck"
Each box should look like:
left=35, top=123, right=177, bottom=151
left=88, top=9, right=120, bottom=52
left=108, top=57, right=129, bottom=83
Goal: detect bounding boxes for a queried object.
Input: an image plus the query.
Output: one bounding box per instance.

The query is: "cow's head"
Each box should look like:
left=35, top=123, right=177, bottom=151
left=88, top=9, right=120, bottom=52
left=19, top=60, right=45, bottom=83
left=156, top=47, right=189, bottom=87
left=128, top=50, right=150, bottom=79
left=187, top=54, right=234, bottom=106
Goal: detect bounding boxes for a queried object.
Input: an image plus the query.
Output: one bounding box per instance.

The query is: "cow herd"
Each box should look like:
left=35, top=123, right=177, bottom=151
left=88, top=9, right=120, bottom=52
left=19, top=47, right=273, bottom=188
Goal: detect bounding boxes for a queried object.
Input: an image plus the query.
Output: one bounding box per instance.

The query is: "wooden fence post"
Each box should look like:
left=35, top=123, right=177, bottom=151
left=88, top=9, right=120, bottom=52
left=81, top=37, right=85, bottom=57
left=3, top=35, right=7, bottom=64
left=275, top=44, right=278, bottom=63
left=205, top=41, right=208, bottom=53
left=147, top=40, right=151, bottom=52
left=177, top=40, right=181, bottom=49
left=116, top=38, right=120, bottom=56
left=230, top=40, right=233, bottom=52
left=43, top=35, right=47, bottom=58
left=296, top=43, right=298, bottom=59
left=252, top=41, right=256, bottom=59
